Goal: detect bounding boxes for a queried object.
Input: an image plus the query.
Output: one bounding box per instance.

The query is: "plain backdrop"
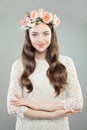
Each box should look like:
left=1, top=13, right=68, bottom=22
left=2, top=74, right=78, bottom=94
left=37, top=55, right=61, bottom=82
left=0, top=0, right=87, bottom=130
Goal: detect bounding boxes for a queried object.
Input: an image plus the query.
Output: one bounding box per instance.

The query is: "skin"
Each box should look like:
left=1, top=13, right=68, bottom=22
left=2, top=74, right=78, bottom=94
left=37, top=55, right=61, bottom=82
left=10, top=22, right=81, bottom=119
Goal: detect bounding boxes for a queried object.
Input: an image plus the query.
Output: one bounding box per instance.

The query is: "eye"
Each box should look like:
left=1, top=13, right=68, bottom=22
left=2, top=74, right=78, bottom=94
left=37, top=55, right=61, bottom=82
left=44, top=33, right=49, bottom=36
left=32, top=34, right=37, bottom=36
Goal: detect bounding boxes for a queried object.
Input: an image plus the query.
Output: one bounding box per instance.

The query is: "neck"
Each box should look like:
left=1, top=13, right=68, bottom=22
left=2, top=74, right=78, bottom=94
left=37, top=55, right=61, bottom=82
left=35, top=50, right=46, bottom=60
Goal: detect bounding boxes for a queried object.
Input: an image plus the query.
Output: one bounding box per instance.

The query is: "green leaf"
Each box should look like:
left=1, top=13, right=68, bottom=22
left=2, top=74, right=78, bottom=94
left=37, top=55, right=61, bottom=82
left=36, top=17, right=41, bottom=23
left=49, top=20, right=53, bottom=24
left=31, top=21, right=34, bottom=24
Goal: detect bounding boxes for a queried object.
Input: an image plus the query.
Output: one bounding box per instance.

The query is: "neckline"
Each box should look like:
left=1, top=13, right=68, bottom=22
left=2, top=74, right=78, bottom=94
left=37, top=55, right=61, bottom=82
left=35, top=58, right=46, bottom=62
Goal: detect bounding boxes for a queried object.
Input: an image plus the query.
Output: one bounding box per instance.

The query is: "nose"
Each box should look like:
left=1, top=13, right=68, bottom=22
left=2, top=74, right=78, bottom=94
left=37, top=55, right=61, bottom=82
left=37, top=36, right=44, bottom=43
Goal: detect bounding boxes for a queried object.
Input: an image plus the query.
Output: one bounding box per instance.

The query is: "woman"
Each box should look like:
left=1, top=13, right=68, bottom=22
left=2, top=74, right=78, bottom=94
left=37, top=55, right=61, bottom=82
left=7, top=9, right=83, bottom=130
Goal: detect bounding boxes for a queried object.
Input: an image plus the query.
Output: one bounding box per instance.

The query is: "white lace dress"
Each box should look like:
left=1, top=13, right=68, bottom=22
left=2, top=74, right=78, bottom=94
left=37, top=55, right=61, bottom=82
left=7, top=55, right=83, bottom=130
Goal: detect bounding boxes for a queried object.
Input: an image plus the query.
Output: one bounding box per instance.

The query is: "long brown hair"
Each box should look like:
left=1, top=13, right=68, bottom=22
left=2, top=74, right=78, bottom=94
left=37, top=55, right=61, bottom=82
left=20, top=23, right=67, bottom=97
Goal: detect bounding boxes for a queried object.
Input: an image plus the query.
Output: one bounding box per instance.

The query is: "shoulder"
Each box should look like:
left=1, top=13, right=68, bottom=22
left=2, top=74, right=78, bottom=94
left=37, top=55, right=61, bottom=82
left=12, top=57, right=22, bottom=66
left=59, top=54, right=73, bottom=63
left=11, top=57, right=23, bottom=72
left=59, top=54, right=75, bottom=68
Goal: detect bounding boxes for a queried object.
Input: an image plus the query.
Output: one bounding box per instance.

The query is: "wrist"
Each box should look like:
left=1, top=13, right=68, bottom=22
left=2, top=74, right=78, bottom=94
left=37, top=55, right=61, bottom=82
left=55, top=101, right=65, bottom=110
left=26, top=99, right=31, bottom=107
left=27, top=100, right=39, bottom=110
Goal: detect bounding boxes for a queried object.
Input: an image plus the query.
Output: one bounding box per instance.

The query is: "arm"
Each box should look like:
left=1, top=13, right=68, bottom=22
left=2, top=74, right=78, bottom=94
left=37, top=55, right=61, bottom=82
left=23, top=107, right=53, bottom=119
left=10, top=95, right=81, bottom=119
left=61, top=57, right=83, bottom=111
left=11, top=89, right=82, bottom=119
left=7, top=59, right=28, bottom=118
left=11, top=93, right=64, bottom=112
left=11, top=91, right=81, bottom=119
left=23, top=107, right=80, bottom=119
left=26, top=100, right=64, bottom=112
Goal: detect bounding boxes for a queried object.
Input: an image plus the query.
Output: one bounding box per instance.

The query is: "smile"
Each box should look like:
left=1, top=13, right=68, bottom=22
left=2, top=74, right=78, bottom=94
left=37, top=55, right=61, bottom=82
left=37, top=44, right=46, bottom=48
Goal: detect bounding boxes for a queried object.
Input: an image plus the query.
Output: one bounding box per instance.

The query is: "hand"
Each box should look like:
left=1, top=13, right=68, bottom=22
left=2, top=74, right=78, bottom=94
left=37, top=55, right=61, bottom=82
left=65, top=109, right=81, bottom=115
left=10, top=92, right=29, bottom=107
left=54, top=108, right=81, bottom=118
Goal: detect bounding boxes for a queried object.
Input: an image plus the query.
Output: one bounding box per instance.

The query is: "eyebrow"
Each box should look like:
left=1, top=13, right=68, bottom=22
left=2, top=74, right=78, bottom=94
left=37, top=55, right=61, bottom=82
left=31, top=31, right=50, bottom=34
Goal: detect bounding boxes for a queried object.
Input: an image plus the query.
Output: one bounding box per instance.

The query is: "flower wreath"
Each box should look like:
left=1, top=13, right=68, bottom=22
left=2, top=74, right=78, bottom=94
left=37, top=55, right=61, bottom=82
left=20, top=8, right=60, bottom=30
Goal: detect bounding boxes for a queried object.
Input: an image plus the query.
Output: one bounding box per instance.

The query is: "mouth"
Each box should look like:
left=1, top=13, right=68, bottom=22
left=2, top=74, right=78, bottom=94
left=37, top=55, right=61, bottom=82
left=37, top=44, right=46, bottom=48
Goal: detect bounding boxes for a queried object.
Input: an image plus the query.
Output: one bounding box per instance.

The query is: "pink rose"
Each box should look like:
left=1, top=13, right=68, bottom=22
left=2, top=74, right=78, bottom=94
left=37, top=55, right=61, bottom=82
left=53, top=14, right=60, bottom=27
left=30, top=10, right=38, bottom=20
left=20, top=16, right=30, bottom=26
left=20, top=19, right=27, bottom=26
left=25, top=16, right=30, bottom=23
left=43, top=12, right=52, bottom=23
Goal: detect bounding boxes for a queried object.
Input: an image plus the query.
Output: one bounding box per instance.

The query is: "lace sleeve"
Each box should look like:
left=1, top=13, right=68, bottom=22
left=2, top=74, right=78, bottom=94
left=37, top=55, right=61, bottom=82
left=7, top=59, right=28, bottom=118
left=62, top=57, right=83, bottom=110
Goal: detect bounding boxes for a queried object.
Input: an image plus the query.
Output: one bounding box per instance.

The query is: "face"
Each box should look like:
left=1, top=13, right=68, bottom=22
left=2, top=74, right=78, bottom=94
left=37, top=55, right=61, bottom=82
left=29, top=22, right=51, bottom=53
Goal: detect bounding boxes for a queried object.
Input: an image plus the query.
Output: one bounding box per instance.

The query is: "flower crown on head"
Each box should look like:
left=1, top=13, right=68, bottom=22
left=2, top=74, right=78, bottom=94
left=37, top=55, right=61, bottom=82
left=20, top=8, right=60, bottom=30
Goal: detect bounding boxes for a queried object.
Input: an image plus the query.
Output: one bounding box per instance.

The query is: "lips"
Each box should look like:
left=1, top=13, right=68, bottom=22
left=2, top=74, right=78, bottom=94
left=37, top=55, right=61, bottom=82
left=37, top=44, right=45, bottom=48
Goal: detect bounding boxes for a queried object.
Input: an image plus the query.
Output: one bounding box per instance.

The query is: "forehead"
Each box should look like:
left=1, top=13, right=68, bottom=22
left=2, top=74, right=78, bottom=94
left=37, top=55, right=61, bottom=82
left=29, top=22, right=51, bottom=33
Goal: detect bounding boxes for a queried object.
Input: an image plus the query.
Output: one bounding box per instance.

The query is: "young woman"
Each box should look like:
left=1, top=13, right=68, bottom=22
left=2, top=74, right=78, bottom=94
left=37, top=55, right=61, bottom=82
left=7, top=9, right=83, bottom=130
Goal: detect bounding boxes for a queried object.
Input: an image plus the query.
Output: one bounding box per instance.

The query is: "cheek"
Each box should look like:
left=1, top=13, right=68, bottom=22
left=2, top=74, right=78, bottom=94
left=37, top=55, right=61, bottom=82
left=29, top=33, right=36, bottom=44
left=31, top=41, right=36, bottom=47
left=30, top=36, right=36, bottom=45
left=30, top=39, right=37, bottom=48
left=48, top=36, right=51, bottom=44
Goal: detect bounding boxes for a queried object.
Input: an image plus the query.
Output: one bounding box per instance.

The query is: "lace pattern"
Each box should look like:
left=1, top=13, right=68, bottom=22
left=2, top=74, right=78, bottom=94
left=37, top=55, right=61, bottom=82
left=7, top=55, right=83, bottom=130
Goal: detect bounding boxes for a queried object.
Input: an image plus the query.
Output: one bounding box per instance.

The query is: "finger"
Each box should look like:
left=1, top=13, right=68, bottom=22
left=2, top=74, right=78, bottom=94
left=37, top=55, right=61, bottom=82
left=10, top=99, right=22, bottom=105
left=64, top=109, right=72, bottom=113
left=70, top=110, right=81, bottom=114
left=11, top=102, right=22, bottom=106
left=65, top=110, right=81, bottom=116
left=10, top=98, right=19, bottom=102
left=13, top=92, right=22, bottom=99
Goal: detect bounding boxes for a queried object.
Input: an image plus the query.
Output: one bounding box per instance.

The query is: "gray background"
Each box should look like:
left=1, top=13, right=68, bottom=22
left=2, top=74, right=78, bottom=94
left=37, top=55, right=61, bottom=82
left=0, top=0, right=87, bottom=130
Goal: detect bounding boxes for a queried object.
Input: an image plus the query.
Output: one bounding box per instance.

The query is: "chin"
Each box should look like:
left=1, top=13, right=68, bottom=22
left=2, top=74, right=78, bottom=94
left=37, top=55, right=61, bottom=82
left=36, top=48, right=47, bottom=53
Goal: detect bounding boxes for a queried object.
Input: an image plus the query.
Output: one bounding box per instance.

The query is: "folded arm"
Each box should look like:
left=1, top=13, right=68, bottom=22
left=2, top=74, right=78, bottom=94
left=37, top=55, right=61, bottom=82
left=11, top=93, right=64, bottom=112
left=23, top=106, right=81, bottom=119
left=11, top=92, right=81, bottom=119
